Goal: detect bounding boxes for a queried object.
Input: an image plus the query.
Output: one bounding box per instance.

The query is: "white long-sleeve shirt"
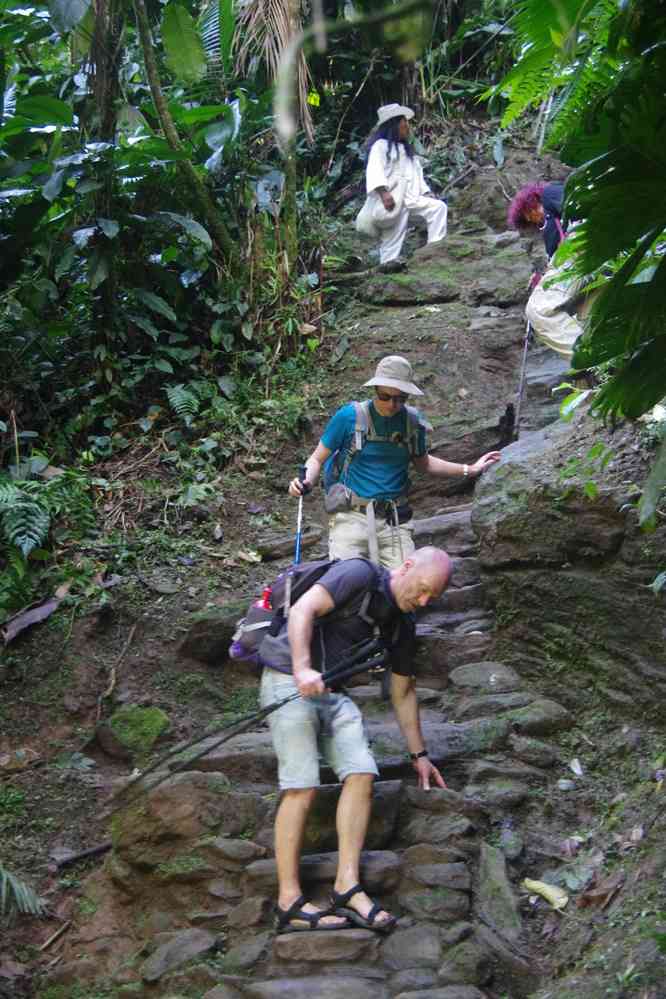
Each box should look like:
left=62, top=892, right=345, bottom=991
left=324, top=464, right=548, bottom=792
left=366, top=139, right=430, bottom=206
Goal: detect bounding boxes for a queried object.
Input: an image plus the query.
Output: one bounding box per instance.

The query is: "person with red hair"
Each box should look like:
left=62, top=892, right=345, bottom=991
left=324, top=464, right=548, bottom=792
left=508, top=180, right=584, bottom=360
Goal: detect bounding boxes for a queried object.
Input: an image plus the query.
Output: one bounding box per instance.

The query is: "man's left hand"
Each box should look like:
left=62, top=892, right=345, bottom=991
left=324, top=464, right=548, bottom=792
left=471, top=451, right=501, bottom=476
left=414, top=756, right=447, bottom=790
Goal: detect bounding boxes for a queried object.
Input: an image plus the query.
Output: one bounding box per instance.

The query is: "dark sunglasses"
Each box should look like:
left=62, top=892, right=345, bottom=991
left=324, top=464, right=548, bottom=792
left=375, top=389, right=408, bottom=404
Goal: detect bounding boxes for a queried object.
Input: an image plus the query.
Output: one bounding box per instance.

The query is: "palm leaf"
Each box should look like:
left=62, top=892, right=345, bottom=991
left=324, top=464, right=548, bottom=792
left=201, top=0, right=235, bottom=74
left=589, top=336, right=666, bottom=420
left=0, top=863, right=46, bottom=921
left=234, top=0, right=314, bottom=142
left=572, top=232, right=666, bottom=366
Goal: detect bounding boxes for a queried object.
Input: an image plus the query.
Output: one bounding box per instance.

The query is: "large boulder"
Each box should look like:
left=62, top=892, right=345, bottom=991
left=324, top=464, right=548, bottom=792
left=111, top=772, right=269, bottom=870
left=473, top=422, right=666, bottom=714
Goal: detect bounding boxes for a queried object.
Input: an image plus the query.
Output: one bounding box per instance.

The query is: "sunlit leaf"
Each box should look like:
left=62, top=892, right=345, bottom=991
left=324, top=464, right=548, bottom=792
left=72, top=227, right=96, bottom=249
left=97, top=218, right=119, bottom=239
left=162, top=3, right=207, bottom=84
left=169, top=103, right=230, bottom=126
left=47, top=0, right=90, bottom=34
left=203, top=101, right=241, bottom=151
left=16, top=95, right=73, bottom=126
left=638, top=434, right=666, bottom=530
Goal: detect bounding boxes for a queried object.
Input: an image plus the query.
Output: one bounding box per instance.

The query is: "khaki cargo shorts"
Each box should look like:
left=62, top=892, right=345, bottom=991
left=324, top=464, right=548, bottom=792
left=260, top=668, right=379, bottom=789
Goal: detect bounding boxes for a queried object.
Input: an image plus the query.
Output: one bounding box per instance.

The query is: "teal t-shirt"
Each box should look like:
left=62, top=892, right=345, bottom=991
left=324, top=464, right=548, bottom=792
left=321, top=401, right=427, bottom=501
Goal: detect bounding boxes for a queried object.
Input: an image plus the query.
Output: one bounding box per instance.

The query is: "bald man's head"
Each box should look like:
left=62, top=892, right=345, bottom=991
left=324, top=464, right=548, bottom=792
left=390, top=547, right=452, bottom=612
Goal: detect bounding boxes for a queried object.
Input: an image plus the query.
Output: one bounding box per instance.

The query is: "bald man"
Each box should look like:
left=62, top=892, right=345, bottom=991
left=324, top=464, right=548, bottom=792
left=260, top=547, right=451, bottom=935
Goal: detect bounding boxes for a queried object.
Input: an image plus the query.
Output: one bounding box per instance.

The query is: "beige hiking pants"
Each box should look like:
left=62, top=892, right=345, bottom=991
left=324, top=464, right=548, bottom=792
left=525, top=260, right=585, bottom=360
left=328, top=510, right=415, bottom=569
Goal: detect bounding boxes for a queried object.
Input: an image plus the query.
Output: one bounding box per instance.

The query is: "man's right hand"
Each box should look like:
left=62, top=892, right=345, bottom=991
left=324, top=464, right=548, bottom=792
left=294, top=668, right=326, bottom=698
left=288, top=478, right=312, bottom=498
left=381, top=191, right=396, bottom=212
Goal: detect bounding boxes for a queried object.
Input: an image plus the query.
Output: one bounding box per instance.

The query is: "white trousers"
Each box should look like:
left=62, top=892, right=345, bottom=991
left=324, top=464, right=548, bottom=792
left=525, top=261, right=585, bottom=360
left=378, top=197, right=448, bottom=264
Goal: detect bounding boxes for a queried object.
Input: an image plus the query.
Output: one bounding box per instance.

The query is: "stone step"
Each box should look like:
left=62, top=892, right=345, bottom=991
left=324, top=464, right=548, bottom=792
left=448, top=691, right=536, bottom=722
left=345, top=684, right=441, bottom=711
left=427, top=582, right=485, bottom=615
left=417, top=603, right=493, bottom=633
left=245, top=849, right=401, bottom=895
left=413, top=630, right=493, bottom=687
left=272, top=928, right=380, bottom=965
left=189, top=715, right=515, bottom=788
left=413, top=510, right=477, bottom=556
left=449, top=556, right=481, bottom=589
left=226, top=975, right=390, bottom=999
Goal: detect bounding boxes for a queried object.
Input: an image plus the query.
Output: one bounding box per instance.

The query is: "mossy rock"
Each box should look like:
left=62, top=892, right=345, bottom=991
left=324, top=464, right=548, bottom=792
left=99, top=705, right=169, bottom=761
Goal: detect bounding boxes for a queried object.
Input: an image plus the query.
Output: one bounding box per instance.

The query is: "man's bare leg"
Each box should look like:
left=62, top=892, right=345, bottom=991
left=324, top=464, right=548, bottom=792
left=333, top=773, right=393, bottom=925
left=275, top=788, right=347, bottom=928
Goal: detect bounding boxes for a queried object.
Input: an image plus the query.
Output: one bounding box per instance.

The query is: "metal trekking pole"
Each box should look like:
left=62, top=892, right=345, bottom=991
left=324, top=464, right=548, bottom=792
left=513, top=319, right=533, bottom=440
left=284, top=463, right=307, bottom=616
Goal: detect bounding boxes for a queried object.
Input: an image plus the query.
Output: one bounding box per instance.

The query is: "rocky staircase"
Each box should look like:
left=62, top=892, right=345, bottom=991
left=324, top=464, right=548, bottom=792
left=75, top=503, right=576, bottom=999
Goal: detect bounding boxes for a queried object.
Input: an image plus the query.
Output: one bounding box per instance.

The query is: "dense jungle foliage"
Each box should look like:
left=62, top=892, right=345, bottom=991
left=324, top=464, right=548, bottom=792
left=0, top=0, right=664, bottom=618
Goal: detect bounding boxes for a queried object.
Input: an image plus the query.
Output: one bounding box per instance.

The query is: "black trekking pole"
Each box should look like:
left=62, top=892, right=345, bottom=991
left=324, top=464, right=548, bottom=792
left=107, top=638, right=385, bottom=815
left=284, top=463, right=307, bottom=616
left=513, top=318, right=533, bottom=440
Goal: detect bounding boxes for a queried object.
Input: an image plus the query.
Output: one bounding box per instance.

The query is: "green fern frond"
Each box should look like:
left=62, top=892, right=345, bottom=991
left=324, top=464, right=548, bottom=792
left=0, top=863, right=46, bottom=921
left=166, top=383, right=200, bottom=427
left=547, top=50, right=621, bottom=155
left=0, top=482, right=21, bottom=509
left=499, top=48, right=558, bottom=128
left=2, top=500, right=51, bottom=556
left=496, top=0, right=617, bottom=130
left=6, top=546, right=27, bottom=578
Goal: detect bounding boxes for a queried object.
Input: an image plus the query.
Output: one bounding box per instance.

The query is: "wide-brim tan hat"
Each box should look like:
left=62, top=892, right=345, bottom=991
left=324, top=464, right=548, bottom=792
left=376, top=103, right=414, bottom=125
left=364, top=355, right=423, bottom=396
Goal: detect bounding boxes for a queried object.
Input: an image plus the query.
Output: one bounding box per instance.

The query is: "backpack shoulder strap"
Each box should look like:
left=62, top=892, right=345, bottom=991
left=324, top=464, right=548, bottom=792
left=335, top=402, right=368, bottom=485
left=353, top=400, right=371, bottom=451
left=404, top=404, right=432, bottom=458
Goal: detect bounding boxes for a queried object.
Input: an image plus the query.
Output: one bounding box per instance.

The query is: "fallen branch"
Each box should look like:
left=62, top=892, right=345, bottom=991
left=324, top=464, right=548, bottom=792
left=53, top=841, right=112, bottom=872
left=40, top=920, right=72, bottom=952
left=443, top=164, right=477, bottom=193
left=96, top=623, right=138, bottom=722
left=327, top=269, right=374, bottom=285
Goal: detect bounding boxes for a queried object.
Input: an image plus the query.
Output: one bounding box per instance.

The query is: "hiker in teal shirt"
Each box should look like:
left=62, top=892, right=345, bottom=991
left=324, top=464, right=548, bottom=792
left=289, top=355, right=500, bottom=568
left=321, top=401, right=428, bottom=500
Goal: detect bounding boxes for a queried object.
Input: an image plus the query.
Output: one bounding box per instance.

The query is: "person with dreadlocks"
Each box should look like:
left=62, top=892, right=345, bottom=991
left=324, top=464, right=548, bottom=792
left=508, top=181, right=585, bottom=360
left=358, top=104, right=448, bottom=271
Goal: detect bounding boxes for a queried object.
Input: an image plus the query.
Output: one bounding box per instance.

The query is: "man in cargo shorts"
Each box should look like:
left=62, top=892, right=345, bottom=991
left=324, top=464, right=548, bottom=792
left=261, top=546, right=451, bottom=934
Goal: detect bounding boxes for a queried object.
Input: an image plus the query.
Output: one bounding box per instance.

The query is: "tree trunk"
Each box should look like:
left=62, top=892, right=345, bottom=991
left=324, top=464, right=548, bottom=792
left=132, top=0, right=237, bottom=264
left=90, top=0, right=124, bottom=377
